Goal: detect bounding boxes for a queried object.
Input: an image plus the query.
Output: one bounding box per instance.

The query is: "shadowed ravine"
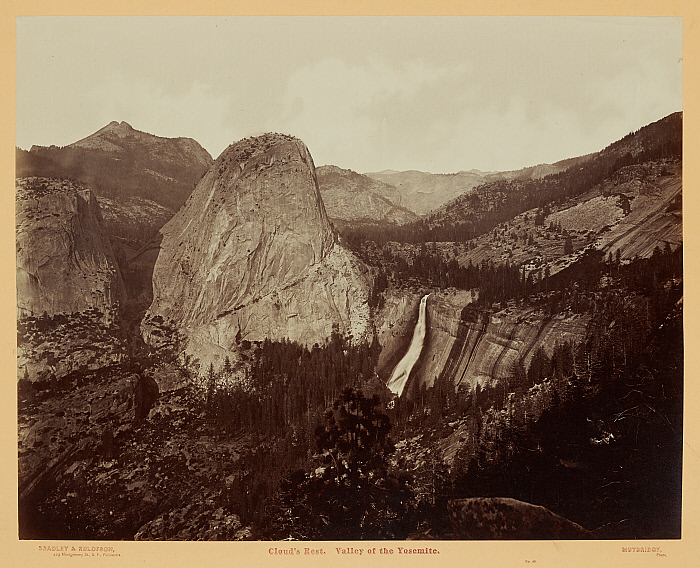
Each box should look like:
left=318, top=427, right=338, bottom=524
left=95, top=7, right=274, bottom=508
left=386, top=294, right=429, bottom=395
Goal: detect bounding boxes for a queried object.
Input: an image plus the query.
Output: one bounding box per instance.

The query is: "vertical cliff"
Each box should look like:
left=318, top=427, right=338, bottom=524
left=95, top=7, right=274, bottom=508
left=16, top=178, right=125, bottom=321
left=377, top=290, right=589, bottom=396
left=144, top=134, right=372, bottom=357
left=414, top=294, right=590, bottom=391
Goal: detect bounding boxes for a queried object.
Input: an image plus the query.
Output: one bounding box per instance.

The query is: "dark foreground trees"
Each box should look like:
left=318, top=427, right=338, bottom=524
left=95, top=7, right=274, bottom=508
left=263, top=388, right=416, bottom=540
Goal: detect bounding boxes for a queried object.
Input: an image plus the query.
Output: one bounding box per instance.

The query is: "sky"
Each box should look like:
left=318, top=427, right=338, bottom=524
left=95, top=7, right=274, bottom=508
left=16, top=16, right=682, bottom=174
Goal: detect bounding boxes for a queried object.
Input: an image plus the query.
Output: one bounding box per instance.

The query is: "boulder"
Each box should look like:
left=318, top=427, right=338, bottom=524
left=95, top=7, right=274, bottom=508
left=448, top=497, right=592, bottom=539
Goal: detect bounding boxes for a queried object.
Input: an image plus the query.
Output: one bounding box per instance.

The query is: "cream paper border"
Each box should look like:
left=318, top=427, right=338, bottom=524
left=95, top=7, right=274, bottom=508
left=2, top=2, right=697, bottom=567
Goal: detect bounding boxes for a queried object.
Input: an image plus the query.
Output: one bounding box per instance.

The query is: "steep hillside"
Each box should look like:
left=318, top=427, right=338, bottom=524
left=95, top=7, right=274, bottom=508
left=364, top=169, right=488, bottom=215
left=421, top=112, right=681, bottom=242
left=317, top=165, right=417, bottom=226
left=143, top=133, right=372, bottom=363
left=97, top=195, right=175, bottom=243
left=444, top=159, right=681, bottom=281
left=16, top=121, right=213, bottom=212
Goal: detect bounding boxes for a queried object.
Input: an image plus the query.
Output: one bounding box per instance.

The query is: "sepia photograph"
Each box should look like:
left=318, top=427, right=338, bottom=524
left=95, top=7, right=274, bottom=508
left=12, top=10, right=688, bottom=555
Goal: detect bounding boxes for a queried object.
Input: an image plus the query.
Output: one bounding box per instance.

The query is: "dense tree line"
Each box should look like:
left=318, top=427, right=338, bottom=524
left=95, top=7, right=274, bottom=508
left=260, top=388, right=417, bottom=539
left=206, top=330, right=382, bottom=439
left=193, top=331, right=386, bottom=528
left=360, top=233, right=681, bottom=322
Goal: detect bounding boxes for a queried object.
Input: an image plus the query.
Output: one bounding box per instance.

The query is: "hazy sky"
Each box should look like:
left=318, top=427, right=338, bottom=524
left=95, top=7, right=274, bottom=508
left=16, top=16, right=682, bottom=173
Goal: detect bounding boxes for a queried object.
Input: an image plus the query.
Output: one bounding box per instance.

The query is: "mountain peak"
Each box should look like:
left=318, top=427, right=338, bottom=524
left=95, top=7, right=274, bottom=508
left=95, top=120, right=137, bottom=139
left=103, top=120, right=134, bottom=133
left=69, top=120, right=140, bottom=151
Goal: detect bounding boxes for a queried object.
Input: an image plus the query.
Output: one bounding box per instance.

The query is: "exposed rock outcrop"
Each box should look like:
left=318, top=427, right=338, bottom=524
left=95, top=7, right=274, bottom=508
left=448, top=497, right=591, bottom=539
left=134, top=496, right=251, bottom=540
left=144, top=134, right=372, bottom=360
left=16, top=178, right=126, bottom=321
left=414, top=293, right=589, bottom=391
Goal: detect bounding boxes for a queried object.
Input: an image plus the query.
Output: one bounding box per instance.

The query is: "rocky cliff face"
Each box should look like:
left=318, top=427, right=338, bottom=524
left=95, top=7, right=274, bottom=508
left=144, top=134, right=372, bottom=359
left=376, top=289, right=589, bottom=394
left=16, top=178, right=126, bottom=320
left=416, top=294, right=589, bottom=391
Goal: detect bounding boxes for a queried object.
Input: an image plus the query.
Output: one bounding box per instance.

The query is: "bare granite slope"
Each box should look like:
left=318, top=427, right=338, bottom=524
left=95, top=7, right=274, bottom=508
left=144, top=134, right=372, bottom=359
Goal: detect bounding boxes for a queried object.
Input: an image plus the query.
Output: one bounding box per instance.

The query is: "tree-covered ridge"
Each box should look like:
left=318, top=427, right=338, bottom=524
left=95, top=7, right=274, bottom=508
left=341, top=113, right=681, bottom=246
left=16, top=140, right=210, bottom=211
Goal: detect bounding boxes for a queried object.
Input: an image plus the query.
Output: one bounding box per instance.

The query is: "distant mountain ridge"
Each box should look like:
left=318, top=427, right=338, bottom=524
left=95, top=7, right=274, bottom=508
left=363, top=169, right=487, bottom=216
left=17, top=121, right=213, bottom=212
left=363, top=156, right=590, bottom=216
left=69, top=121, right=212, bottom=170
left=426, top=112, right=682, bottom=239
left=316, top=165, right=418, bottom=227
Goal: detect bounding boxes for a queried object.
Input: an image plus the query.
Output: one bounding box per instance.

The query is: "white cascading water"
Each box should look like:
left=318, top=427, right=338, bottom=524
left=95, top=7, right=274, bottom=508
left=386, top=294, right=430, bottom=396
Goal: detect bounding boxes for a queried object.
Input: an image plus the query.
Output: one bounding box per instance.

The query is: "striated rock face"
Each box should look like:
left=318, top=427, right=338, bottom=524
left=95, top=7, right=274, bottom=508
left=416, top=294, right=589, bottom=391
left=377, top=290, right=589, bottom=394
left=144, top=134, right=372, bottom=357
left=448, top=497, right=591, bottom=539
left=16, top=178, right=126, bottom=321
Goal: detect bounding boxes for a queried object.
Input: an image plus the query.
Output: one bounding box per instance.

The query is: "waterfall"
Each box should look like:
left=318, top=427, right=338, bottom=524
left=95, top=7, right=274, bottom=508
left=386, top=294, right=430, bottom=396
